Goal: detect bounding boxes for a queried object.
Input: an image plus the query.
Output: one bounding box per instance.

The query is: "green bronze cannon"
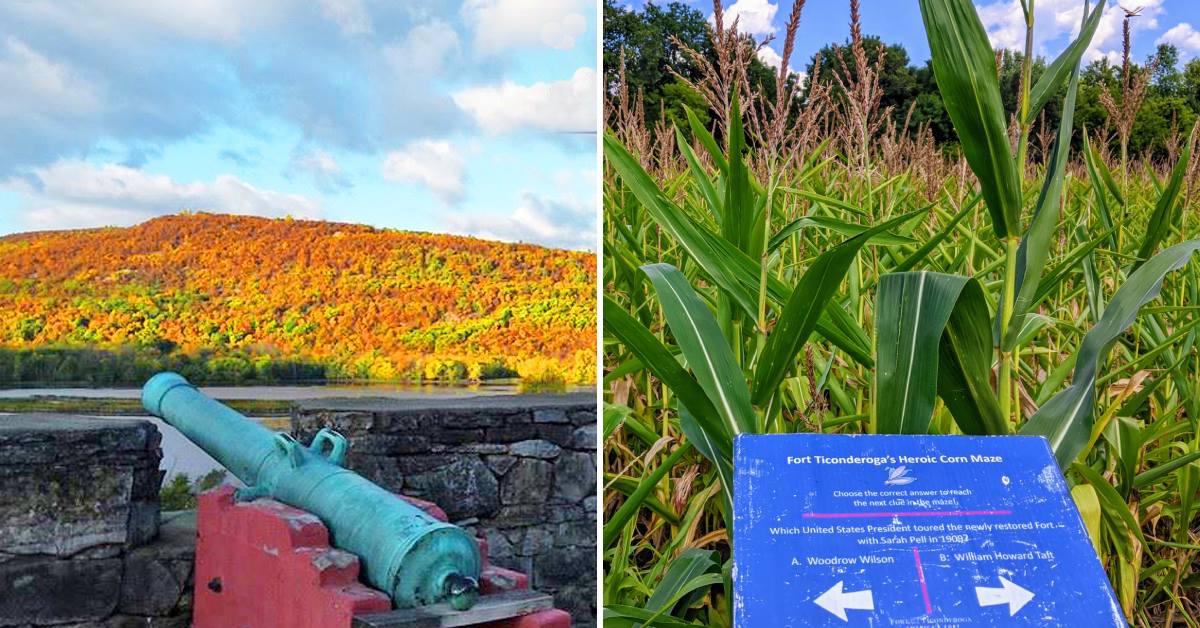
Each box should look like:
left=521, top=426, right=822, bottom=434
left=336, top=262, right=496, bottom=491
left=141, top=372, right=481, bottom=610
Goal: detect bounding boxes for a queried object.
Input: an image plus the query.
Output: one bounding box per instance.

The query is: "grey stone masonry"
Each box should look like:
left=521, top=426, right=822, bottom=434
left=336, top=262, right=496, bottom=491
left=0, top=416, right=162, bottom=560
left=293, top=393, right=597, bottom=628
left=0, top=415, right=193, bottom=627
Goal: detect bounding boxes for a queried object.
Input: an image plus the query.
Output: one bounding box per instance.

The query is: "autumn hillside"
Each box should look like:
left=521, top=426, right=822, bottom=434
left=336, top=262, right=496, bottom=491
left=0, top=213, right=596, bottom=385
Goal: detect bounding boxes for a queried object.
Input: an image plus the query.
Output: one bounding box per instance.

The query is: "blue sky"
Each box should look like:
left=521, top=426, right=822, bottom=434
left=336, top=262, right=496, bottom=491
left=0, top=1, right=597, bottom=250
left=625, top=1, right=1200, bottom=79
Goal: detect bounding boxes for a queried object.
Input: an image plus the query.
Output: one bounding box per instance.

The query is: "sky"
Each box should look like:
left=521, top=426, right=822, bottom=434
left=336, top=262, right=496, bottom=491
left=0, top=1, right=598, bottom=251
left=625, top=0, right=1200, bottom=83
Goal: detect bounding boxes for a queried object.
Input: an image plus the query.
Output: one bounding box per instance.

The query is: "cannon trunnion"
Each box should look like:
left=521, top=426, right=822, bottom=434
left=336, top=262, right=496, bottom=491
left=141, top=372, right=482, bottom=610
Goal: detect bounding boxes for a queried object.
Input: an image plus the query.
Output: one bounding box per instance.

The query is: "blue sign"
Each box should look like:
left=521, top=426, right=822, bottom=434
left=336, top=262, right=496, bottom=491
left=733, top=434, right=1125, bottom=626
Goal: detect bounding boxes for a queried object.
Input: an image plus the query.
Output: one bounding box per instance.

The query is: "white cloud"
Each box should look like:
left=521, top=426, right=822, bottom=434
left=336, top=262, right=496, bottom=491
left=755, top=45, right=806, bottom=81
left=452, top=67, right=596, bottom=135
left=716, top=0, right=778, bottom=37
left=757, top=45, right=783, bottom=69
left=318, top=0, right=372, bottom=36
left=287, top=148, right=351, bottom=192
left=0, top=37, right=99, bottom=119
left=5, top=160, right=321, bottom=230
left=975, top=0, right=1165, bottom=63
left=445, top=192, right=594, bottom=251
left=6, top=1, right=288, bottom=45
left=1157, top=23, right=1200, bottom=57
left=381, top=139, right=465, bottom=204
left=461, top=0, right=589, bottom=54
left=384, top=20, right=460, bottom=75
left=0, top=2, right=468, bottom=172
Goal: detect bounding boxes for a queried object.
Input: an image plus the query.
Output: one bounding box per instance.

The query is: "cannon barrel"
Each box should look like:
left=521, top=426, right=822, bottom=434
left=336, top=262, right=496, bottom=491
left=142, top=372, right=481, bottom=610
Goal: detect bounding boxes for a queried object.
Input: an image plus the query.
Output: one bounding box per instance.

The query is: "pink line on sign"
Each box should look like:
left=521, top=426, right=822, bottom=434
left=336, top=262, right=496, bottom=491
left=801, top=509, right=1011, bottom=519
left=913, top=546, right=932, bottom=615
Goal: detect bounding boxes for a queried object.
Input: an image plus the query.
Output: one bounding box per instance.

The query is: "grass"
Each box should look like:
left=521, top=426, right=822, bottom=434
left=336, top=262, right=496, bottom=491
left=159, top=469, right=228, bottom=511
left=602, top=1, right=1200, bottom=625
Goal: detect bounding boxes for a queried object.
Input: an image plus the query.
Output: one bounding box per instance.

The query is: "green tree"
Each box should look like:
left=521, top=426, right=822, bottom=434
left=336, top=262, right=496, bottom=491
left=600, top=4, right=1200, bottom=158
left=1150, top=44, right=1183, bottom=97
left=806, top=36, right=920, bottom=128
left=603, top=0, right=712, bottom=123
left=603, top=0, right=778, bottom=130
left=1182, top=58, right=1200, bottom=111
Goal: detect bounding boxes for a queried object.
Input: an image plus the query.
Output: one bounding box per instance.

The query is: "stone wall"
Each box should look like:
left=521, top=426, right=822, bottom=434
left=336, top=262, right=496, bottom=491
left=293, top=393, right=597, bottom=627
left=0, top=416, right=193, bottom=627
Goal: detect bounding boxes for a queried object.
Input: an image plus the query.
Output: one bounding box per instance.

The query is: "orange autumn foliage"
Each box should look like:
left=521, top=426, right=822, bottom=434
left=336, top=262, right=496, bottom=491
left=0, top=213, right=596, bottom=384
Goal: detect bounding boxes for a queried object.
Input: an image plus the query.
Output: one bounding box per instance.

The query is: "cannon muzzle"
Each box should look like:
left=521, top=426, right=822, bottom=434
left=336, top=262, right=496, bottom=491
left=142, top=372, right=482, bottom=609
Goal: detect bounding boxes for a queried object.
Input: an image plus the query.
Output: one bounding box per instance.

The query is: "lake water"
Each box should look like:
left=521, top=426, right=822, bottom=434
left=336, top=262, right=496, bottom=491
left=0, top=382, right=524, bottom=400
left=0, top=382, right=585, bottom=487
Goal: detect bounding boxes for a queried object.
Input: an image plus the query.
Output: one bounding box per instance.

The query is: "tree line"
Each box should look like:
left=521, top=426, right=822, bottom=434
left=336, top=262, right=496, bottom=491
left=605, top=0, right=1200, bottom=160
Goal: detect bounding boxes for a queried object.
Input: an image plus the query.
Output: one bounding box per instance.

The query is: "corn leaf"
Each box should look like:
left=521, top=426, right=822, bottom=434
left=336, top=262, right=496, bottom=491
left=751, top=210, right=926, bottom=405
left=1133, top=125, right=1195, bottom=269
left=1072, top=462, right=1149, bottom=550
left=684, top=106, right=728, bottom=174
left=1083, top=132, right=1118, bottom=249
left=1086, top=130, right=1126, bottom=207
left=675, top=125, right=722, bottom=226
left=604, top=134, right=876, bottom=365
left=1024, top=0, right=1105, bottom=124
left=1031, top=225, right=1117, bottom=306
left=602, top=295, right=729, bottom=460
left=603, top=443, right=692, bottom=548
left=603, top=402, right=633, bottom=441
left=678, top=405, right=734, bottom=522
left=1070, top=484, right=1102, bottom=553
left=1002, top=51, right=1082, bottom=350
left=919, top=0, right=1021, bottom=238
left=875, top=272, right=1006, bottom=435
left=603, top=605, right=701, bottom=628
left=1134, top=452, right=1200, bottom=489
left=780, top=187, right=870, bottom=217
left=1021, top=240, right=1200, bottom=467
left=768, top=215, right=916, bottom=253
left=893, top=196, right=979, bottom=273
left=642, top=263, right=756, bottom=437
left=643, top=548, right=721, bottom=618
left=723, top=89, right=756, bottom=255
left=605, top=476, right=681, bottom=525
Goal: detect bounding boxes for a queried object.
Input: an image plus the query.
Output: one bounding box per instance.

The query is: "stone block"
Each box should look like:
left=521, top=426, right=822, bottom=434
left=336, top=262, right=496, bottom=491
left=552, top=520, right=595, bottom=548
left=119, top=512, right=196, bottom=617
left=532, top=409, right=568, bottom=424
left=486, top=455, right=518, bottom=476
left=535, top=424, right=575, bottom=447
left=501, top=459, right=553, bottom=505
left=0, top=416, right=161, bottom=557
left=510, top=439, right=562, bottom=460
left=404, top=458, right=499, bottom=520
left=0, top=556, right=121, bottom=625
left=492, top=504, right=549, bottom=527
left=571, top=424, right=597, bottom=450
left=534, top=544, right=594, bottom=588
left=292, top=411, right=377, bottom=439
left=567, top=409, right=597, bottom=427
left=486, top=424, right=540, bottom=443
left=453, top=443, right=509, bottom=455
left=344, top=455, right=403, bottom=492
left=552, top=451, right=594, bottom=503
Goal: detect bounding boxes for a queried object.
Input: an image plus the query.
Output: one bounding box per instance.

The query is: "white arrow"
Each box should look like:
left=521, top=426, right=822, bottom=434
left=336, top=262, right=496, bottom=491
left=975, top=576, right=1035, bottom=616
left=814, top=581, right=874, bottom=621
